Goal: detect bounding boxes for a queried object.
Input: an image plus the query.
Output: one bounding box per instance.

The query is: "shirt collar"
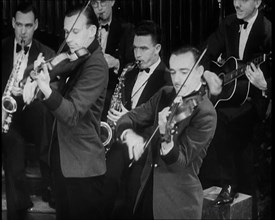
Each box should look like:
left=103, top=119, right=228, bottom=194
left=143, top=57, right=161, bottom=75
left=244, top=9, right=258, bottom=30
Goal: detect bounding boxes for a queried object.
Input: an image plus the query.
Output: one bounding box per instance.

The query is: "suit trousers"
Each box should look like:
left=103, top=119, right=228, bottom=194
left=2, top=129, right=33, bottom=220
left=50, top=137, right=105, bottom=220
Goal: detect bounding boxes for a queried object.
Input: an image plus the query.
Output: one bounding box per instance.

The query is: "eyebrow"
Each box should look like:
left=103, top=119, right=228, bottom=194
left=16, top=21, right=33, bottom=25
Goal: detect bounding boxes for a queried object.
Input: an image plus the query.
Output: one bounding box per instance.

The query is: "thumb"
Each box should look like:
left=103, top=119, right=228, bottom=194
left=128, top=145, right=134, bottom=160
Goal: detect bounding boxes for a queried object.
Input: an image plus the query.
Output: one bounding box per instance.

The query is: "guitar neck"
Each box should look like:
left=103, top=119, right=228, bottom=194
left=223, top=54, right=267, bottom=86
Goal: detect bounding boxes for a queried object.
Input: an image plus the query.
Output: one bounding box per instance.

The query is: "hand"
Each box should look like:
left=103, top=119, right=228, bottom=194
left=23, top=76, right=38, bottom=104
left=245, top=63, right=267, bottom=90
left=203, top=70, right=222, bottom=95
left=11, top=86, right=23, bottom=97
left=107, top=104, right=128, bottom=123
left=31, top=54, right=52, bottom=99
left=122, top=129, right=145, bottom=161
left=104, top=53, right=120, bottom=72
left=158, top=107, right=171, bottom=135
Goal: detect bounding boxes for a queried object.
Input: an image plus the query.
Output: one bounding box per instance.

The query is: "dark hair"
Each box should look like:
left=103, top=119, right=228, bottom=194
left=134, top=20, right=162, bottom=45
left=65, top=4, right=99, bottom=29
left=171, top=46, right=202, bottom=64
left=13, top=2, right=37, bottom=19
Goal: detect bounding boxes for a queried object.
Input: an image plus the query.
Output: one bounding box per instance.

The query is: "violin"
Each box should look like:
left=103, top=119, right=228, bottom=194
left=20, top=47, right=90, bottom=87
left=162, top=92, right=204, bottom=143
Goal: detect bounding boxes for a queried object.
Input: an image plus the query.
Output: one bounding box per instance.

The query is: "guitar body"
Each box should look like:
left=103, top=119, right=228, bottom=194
left=210, top=57, right=250, bottom=108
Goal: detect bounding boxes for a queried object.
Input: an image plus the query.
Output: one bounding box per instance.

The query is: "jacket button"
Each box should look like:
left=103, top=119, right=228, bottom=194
left=154, top=164, right=158, bottom=168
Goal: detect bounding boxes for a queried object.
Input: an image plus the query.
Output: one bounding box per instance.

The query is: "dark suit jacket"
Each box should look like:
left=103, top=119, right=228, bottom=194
left=123, top=61, right=172, bottom=111
left=203, top=12, right=272, bottom=121
left=43, top=39, right=109, bottom=177
left=116, top=86, right=217, bottom=219
left=105, top=17, right=135, bottom=91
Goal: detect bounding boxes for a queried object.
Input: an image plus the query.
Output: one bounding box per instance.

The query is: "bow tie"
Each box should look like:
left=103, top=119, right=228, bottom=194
left=140, top=68, right=150, bottom=73
left=237, top=19, right=248, bottom=29
left=16, top=43, right=30, bottom=54
left=101, top=24, right=109, bottom=31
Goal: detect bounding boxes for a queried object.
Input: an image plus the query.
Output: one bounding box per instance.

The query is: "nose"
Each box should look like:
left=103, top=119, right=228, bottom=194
left=21, top=26, right=27, bottom=35
left=134, top=48, right=141, bottom=59
left=173, top=72, right=182, bottom=84
left=66, top=33, right=73, bottom=44
left=98, top=2, right=103, bottom=10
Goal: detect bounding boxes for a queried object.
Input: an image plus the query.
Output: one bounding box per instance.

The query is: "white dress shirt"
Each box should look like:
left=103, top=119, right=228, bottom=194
left=239, top=10, right=258, bottom=60
left=131, top=58, right=161, bottom=109
left=99, top=22, right=111, bottom=53
left=13, top=39, right=31, bottom=87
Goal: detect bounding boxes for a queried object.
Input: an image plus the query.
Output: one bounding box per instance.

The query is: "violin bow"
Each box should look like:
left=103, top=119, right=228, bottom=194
left=129, top=46, right=208, bottom=167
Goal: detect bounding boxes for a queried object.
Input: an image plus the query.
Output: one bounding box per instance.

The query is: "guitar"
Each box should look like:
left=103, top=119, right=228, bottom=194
left=210, top=52, right=272, bottom=108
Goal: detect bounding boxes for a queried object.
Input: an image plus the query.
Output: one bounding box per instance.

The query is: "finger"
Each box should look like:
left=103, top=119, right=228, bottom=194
left=128, top=145, right=134, bottom=160
left=42, top=63, right=49, bottom=75
left=47, top=62, right=53, bottom=71
left=107, top=114, right=115, bottom=122
left=34, top=53, right=44, bottom=69
left=250, top=62, right=256, bottom=71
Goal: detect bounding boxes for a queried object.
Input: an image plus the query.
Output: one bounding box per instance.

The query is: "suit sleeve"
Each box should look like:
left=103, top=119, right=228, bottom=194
left=43, top=54, right=108, bottom=127
left=161, top=99, right=217, bottom=168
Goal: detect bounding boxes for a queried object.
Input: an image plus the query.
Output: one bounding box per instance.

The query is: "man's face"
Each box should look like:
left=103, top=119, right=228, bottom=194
left=12, top=11, right=38, bottom=46
left=233, top=0, right=261, bottom=20
left=133, top=35, right=161, bottom=70
left=169, top=52, right=203, bottom=97
left=64, top=13, right=96, bottom=53
left=92, top=0, right=115, bottom=22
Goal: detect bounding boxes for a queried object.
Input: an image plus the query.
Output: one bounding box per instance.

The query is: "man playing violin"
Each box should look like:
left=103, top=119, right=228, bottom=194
left=2, top=2, right=55, bottom=219
left=115, top=46, right=217, bottom=219
left=23, top=3, right=108, bottom=220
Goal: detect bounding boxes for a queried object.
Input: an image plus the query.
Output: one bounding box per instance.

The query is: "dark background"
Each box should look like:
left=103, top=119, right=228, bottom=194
left=2, top=0, right=271, bottom=64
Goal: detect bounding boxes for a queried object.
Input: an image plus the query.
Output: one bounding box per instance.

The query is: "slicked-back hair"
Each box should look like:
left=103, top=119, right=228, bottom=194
left=65, top=4, right=99, bottom=29
left=171, top=46, right=202, bottom=65
left=13, top=2, right=37, bottom=19
left=134, top=20, right=162, bottom=45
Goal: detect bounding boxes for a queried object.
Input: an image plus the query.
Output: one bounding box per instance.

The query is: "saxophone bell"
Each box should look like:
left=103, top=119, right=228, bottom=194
left=2, top=39, right=25, bottom=133
left=2, top=96, right=17, bottom=114
left=100, top=60, right=139, bottom=150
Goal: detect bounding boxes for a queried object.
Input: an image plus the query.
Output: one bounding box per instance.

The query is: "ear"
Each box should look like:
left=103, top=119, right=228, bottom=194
left=155, top=43, right=161, bottom=54
left=255, top=0, right=262, bottom=9
left=111, top=0, right=115, bottom=7
left=197, top=65, right=204, bottom=77
left=89, top=25, right=97, bottom=39
left=34, top=19, right=38, bottom=31
left=12, top=17, right=16, bottom=29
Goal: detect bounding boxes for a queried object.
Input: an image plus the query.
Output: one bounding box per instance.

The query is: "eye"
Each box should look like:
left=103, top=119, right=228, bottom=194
left=169, top=69, right=176, bottom=75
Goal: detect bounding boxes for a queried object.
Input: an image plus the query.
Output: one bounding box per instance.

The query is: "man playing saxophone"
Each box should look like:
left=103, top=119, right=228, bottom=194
left=102, top=20, right=172, bottom=219
left=2, top=2, right=55, bottom=219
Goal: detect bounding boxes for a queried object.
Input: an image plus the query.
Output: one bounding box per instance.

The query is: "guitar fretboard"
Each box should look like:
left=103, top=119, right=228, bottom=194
left=224, top=54, right=267, bottom=85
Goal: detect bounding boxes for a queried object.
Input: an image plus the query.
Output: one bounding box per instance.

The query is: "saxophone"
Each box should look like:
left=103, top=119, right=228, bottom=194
left=2, top=40, right=26, bottom=133
left=100, top=60, right=140, bottom=149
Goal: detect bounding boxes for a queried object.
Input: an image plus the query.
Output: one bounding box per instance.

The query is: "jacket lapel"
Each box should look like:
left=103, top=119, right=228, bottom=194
left=136, top=62, right=166, bottom=106
left=124, top=68, right=139, bottom=109
left=243, top=13, right=266, bottom=60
